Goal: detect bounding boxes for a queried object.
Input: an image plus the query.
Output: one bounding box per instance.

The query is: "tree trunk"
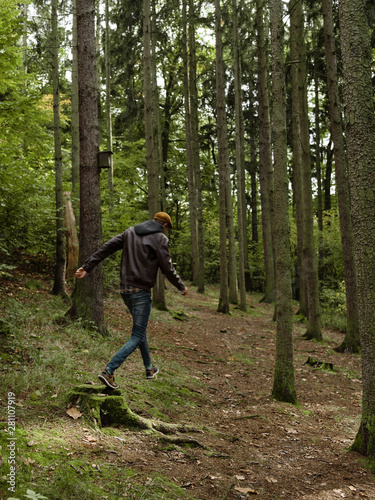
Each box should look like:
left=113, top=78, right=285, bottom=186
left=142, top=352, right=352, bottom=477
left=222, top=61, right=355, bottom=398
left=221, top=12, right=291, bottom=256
left=314, top=60, right=324, bottom=282
left=189, top=0, right=205, bottom=294
left=68, top=0, right=105, bottom=331
left=51, top=0, right=67, bottom=298
left=339, top=0, right=375, bottom=457
left=64, top=192, right=79, bottom=279
left=324, top=140, right=333, bottom=211
left=322, top=0, right=360, bottom=353
left=215, top=0, right=229, bottom=314
left=182, top=0, right=199, bottom=285
left=105, top=0, right=114, bottom=204
left=290, top=0, right=321, bottom=340
left=232, top=0, right=247, bottom=311
left=270, top=0, right=297, bottom=404
left=23, top=4, right=27, bottom=73
left=151, top=2, right=166, bottom=310
left=71, top=0, right=80, bottom=226
left=256, top=0, right=275, bottom=303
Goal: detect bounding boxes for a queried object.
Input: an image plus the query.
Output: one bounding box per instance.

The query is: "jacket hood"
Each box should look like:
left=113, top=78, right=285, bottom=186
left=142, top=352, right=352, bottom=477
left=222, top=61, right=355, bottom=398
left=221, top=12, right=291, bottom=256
left=134, top=220, right=164, bottom=236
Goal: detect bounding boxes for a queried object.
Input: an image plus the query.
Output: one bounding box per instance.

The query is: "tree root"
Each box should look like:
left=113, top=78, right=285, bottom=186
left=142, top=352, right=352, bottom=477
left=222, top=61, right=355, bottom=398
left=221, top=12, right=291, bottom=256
left=66, top=384, right=202, bottom=443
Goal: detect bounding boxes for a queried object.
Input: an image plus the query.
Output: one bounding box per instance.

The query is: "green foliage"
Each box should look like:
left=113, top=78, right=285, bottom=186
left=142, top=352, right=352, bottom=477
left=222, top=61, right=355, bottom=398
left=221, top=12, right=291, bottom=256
left=8, top=489, right=48, bottom=500
left=320, top=281, right=347, bottom=331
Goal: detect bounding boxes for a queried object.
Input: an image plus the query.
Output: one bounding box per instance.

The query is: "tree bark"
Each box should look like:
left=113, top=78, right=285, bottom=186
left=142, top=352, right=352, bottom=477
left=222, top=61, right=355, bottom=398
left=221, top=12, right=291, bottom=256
left=189, top=0, right=205, bottom=294
left=51, top=0, right=67, bottom=298
left=68, top=0, right=105, bottom=331
left=289, top=0, right=321, bottom=340
left=71, top=0, right=80, bottom=226
left=339, top=0, right=375, bottom=457
left=270, top=0, right=297, bottom=404
left=105, top=0, right=114, bottom=203
left=183, top=0, right=199, bottom=286
left=232, top=0, right=247, bottom=311
left=215, top=0, right=229, bottom=314
left=64, top=192, right=79, bottom=279
left=322, top=0, right=359, bottom=353
left=256, top=0, right=275, bottom=303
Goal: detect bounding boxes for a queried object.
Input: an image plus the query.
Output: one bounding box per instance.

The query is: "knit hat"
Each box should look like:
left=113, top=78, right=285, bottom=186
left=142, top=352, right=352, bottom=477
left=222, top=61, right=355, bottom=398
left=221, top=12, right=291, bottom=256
left=153, top=212, right=173, bottom=229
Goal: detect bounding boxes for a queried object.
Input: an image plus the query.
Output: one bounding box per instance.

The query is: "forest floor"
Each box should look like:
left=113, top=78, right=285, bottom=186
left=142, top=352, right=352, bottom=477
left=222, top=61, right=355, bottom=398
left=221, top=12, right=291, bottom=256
left=1, top=255, right=375, bottom=499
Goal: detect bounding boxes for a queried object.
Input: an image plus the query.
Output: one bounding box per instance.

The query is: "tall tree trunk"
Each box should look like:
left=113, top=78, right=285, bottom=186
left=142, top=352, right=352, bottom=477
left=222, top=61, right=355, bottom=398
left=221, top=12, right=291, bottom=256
left=71, top=0, right=80, bottom=225
left=189, top=0, right=205, bottom=294
left=143, top=0, right=158, bottom=217
left=257, top=0, right=275, bottom=303
left=151, top=1, right=166, bottom=310
left=182, top=0, right=199, bottom=286
left=314, top=60, right=324, bottom=282
left=215, top=0, right=229, bottom=314
left=232, top=0, right=246, bottom=311
left=105, top=0, right=114, bottom=204
left=68, top=0, right=105, bottom=331
left=339, top=0, right=375, bottom=458
left=270, top=0, right=297, bottom=404
left=143, top=0, right=165, bottom=310
left=322, top=0, right=359, bottom=353
left=290, top=0, right=321, bottom=340
left=51, top=0, right=67, bottom=298
left=324, top=140, right=333, bottom=211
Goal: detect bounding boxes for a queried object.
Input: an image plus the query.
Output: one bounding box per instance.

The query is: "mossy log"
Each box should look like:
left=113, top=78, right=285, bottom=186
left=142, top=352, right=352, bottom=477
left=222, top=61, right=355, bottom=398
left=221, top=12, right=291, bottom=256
left=66, top=384, right=203, bottom=444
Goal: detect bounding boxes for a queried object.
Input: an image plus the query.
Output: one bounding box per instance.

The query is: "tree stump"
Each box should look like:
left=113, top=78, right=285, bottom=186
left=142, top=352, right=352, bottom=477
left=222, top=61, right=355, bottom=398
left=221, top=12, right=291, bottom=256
left=66, top=384, right=204, bottom=445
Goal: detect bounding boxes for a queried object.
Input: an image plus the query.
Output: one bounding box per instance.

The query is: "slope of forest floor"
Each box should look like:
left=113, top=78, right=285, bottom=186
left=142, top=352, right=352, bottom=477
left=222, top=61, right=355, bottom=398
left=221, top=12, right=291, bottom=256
left=0, top=254, right=375, bottom=499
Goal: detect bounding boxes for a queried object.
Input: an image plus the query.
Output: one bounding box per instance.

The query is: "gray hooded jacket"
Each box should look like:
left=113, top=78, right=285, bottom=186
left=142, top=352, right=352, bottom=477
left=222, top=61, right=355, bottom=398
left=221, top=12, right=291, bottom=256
left=82, top=220, right=185, bottom=292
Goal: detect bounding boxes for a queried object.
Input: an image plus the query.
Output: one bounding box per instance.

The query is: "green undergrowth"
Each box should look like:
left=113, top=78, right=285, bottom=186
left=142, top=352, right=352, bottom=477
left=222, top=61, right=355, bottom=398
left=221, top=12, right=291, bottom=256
left=0, top=423, right=196, bottom=499
left=0, top=287, right=207, bottom=499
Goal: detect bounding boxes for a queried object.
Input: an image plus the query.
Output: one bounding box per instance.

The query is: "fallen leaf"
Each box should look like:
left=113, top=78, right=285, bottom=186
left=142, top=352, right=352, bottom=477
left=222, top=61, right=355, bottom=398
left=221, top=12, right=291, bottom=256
left=266, top=476, right=278, bottom=483
left=66, top=407, right=82, bottom=420
left=234, top=486, right=258, bottom=494
left=85, top=435, right=97, bottom=442
left=235, top=475, right=246, bottom=480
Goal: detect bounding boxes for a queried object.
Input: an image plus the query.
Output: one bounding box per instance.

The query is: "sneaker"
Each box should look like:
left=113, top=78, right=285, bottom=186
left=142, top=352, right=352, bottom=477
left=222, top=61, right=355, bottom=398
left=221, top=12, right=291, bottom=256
left=146, top=366, right=159, bottom=379
left=98, top=370, right=119, bottom=389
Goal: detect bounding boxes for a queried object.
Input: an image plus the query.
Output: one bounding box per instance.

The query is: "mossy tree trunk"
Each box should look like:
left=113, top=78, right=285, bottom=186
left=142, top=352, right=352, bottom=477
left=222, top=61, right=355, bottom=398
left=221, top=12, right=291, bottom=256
left=270, top=0, right=298, bottom=405
left=322, top=0, right=359, bottom=354
left=339, top=0, right=375, bottom=458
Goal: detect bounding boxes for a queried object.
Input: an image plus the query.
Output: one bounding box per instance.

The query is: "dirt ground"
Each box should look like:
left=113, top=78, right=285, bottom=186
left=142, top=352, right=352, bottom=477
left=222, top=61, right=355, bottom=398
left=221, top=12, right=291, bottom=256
left=99, top=287, right=375, bottom=499
left=1, top=260, right=375, bottom=499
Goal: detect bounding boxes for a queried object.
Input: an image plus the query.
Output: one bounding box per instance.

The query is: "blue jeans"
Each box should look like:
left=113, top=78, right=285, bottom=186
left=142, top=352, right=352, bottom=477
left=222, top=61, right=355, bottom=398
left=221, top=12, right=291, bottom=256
left=106, top=290, right=152, bottom=374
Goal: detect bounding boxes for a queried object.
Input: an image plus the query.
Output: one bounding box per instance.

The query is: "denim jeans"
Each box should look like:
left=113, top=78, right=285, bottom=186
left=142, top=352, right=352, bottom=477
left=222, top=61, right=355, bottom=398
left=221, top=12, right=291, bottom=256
left=106, top=290, right=152, bottom=374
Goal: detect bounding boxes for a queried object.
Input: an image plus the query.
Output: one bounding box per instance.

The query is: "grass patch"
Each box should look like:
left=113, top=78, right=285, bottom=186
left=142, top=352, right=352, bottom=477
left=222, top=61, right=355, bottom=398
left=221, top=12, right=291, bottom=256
left=0, top=290, right=204, bottom=499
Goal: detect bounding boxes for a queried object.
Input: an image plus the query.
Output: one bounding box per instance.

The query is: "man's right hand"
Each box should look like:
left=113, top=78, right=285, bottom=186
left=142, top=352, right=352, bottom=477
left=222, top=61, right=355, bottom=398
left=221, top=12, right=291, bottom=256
left=182, top=287, right=188, bottom=296
left=75, top=267, right=88, bottom=279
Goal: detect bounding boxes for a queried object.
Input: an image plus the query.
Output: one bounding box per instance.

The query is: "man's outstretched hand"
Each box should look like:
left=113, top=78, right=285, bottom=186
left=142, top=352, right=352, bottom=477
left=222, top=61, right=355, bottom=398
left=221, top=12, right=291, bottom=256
left=75, top=267, right=88, bottom=279
left=182, top=287, right=188, bottom=296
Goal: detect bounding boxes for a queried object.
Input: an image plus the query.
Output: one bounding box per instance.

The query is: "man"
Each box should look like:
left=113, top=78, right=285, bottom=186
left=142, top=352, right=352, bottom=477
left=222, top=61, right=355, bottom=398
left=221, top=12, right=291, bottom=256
left=75, top=212, right=188, bottom=389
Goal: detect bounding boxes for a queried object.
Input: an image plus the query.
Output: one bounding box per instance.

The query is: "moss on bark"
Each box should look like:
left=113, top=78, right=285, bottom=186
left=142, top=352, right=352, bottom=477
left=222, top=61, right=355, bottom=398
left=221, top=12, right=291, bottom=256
left=66, top=384, right=201, bottom=441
